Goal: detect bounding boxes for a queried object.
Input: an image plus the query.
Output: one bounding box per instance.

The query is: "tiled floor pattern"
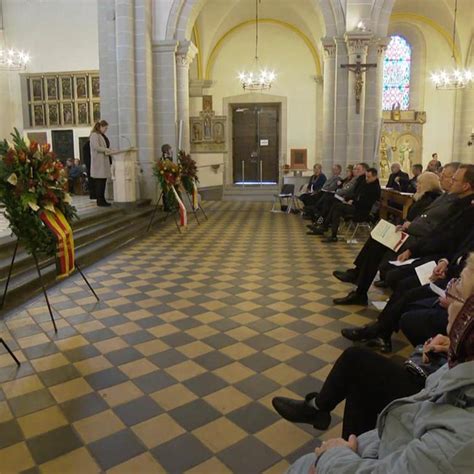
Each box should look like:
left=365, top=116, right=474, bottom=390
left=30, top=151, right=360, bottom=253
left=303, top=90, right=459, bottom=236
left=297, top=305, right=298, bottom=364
left=0, top=202, right=411, bottom=473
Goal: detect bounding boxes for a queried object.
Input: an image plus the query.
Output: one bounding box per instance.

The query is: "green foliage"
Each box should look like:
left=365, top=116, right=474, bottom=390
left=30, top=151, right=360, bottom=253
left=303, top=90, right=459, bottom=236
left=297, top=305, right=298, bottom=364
left=0, top=128, right=77, bottom=256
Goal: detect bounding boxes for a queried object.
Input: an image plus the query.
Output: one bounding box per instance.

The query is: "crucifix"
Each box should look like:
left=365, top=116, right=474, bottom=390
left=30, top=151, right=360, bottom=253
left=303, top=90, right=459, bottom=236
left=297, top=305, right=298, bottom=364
left=341, top=55, right=377, bottom=114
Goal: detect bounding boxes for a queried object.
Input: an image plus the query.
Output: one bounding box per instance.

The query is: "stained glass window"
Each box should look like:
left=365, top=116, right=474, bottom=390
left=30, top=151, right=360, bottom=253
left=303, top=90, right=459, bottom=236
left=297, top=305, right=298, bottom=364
left=382, top=35, right=411, bottom=110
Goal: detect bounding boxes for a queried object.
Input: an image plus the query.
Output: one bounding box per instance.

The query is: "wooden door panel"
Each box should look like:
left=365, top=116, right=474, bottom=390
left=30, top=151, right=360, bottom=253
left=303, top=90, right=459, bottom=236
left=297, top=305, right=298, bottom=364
left=232, top=104, right=279, bottom=183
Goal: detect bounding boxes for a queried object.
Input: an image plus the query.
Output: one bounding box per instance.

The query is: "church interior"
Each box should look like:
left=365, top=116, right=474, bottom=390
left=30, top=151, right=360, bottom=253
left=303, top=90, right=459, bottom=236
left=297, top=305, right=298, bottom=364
left=0, top=0, right=473, bottom=472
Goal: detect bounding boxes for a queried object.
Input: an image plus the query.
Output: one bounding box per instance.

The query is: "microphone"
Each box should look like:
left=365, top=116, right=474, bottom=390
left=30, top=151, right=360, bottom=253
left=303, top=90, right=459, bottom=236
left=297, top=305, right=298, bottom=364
left=120, top=135, right=132, bottom=148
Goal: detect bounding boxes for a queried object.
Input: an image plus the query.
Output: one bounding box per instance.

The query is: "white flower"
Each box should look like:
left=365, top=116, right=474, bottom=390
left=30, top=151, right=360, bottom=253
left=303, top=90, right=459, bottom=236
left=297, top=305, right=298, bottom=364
left=7, top=173, right=18, bottom=186
left=63, top=193, right=72, bottom=204
left=28, top=201, right=40, bottom=212
left=44, top=202, right=55, bottom=212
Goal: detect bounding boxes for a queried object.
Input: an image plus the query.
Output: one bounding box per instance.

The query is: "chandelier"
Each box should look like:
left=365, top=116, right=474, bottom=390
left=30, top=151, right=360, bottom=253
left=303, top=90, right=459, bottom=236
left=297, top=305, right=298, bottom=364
left=430, top=0, right=473, bottom=90
left=238, top=0, right=275, bottom=91
left=0, top=48, right=30, bottom=70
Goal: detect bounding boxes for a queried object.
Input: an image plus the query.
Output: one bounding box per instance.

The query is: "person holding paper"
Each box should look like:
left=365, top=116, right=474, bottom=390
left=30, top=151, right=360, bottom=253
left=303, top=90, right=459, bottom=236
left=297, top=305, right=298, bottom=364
left=90, top=120, right=116, bottom=207
left=309, top=168, right=380, bottom=242
left=341, top=215, right=474, bottom=352
left=276, top=255, right=474, bottom=474
left=332, top=163, right=467, bottom=305
left=301, top=164, right=342, bottom=210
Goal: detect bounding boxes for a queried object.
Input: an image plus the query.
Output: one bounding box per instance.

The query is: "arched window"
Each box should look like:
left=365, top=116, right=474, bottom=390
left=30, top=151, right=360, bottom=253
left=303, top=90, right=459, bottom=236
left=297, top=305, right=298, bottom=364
left=382, top=35, right=411, bottom=110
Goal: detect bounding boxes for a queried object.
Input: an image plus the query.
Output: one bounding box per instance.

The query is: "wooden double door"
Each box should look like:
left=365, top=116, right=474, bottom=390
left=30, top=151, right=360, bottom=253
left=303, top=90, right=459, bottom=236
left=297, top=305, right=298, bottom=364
left=232, top=104, right=279, bottom=183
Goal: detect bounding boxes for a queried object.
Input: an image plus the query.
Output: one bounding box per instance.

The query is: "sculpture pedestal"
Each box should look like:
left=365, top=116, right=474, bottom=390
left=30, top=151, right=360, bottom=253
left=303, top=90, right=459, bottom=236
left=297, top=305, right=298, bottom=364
left=110, top=148, right=139, bottom=204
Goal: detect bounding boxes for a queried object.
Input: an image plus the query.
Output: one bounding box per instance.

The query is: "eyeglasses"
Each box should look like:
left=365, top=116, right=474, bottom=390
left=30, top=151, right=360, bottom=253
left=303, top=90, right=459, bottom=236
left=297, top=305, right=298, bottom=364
left=445, top=278, right=466, bottom=304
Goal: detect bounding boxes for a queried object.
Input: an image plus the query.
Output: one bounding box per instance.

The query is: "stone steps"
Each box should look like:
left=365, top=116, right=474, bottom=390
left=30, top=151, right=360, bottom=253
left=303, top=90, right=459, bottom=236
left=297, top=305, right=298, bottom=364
left=0, top=205, right=165, bottom=314
left=222, top=185, right=279, bottom=202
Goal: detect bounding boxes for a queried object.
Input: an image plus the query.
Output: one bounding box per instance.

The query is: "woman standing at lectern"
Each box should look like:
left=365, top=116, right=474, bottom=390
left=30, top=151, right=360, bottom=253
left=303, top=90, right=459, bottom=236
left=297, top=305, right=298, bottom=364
left=90, top=120, right=114, bottom=207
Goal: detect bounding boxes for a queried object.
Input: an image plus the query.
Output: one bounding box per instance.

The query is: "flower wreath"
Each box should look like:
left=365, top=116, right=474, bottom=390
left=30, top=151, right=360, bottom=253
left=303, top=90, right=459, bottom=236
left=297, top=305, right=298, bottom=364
left=153, top=158, right=182, bottom=208
left=177, top=150, right=199, bottom=195
left=0, top=129, right=77, bottom=256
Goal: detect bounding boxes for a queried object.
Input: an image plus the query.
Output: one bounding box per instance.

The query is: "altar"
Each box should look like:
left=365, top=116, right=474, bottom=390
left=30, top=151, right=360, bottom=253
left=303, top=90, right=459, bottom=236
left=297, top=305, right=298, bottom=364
left=379, top=108, right=426, bottom=181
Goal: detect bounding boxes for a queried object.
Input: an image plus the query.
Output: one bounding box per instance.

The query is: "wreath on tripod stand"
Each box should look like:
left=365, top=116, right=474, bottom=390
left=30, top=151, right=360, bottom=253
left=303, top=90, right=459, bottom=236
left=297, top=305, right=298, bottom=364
left=0, top=129, right=77, bottom=260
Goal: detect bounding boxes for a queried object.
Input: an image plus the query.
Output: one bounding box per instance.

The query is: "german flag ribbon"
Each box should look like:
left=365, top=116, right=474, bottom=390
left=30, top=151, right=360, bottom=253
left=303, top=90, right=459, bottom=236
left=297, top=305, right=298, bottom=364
left=192, top=179, right=199, bottom=211
left=38, top=208, right=75, bottom=278
left=172, top=185, right=187, bottom=227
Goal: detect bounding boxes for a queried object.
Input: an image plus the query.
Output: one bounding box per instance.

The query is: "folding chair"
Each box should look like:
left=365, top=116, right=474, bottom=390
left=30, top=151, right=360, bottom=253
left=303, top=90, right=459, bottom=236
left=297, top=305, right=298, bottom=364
left=271, top=184, right=296, bottom=213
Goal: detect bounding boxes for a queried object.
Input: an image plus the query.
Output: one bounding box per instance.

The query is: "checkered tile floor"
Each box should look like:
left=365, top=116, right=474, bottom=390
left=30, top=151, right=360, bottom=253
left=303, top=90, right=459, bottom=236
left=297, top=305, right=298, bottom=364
left=0, top=202, right=411, bottom=473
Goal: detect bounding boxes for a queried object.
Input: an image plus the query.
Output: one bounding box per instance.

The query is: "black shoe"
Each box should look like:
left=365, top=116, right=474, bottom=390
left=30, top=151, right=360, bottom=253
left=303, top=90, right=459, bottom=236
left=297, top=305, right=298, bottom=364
left=374, top=280, right=388, bottom=288
left=333, top=270, right=357, bottom=284
left=307, top=227, right=327, bottom=236
left=272, top=396, right=331, bottom=430
left=97, top=201, right=112, bottom=207
left=322, top=236, right=338, bottom=243
left=365, top=336, right=392, bottom=353
left=341, top=323, right=379, bottom=342
left=333, top=290, right=368, bottom=306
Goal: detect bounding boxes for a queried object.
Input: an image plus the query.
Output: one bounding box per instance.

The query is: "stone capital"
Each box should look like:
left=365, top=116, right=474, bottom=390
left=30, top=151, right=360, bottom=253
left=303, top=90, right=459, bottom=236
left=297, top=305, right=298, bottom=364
left=176, top=40, right=198, bottom=67
left=375, top=37, right=391, bottom=56
left=151, top=40, right=179, bottom=54
left=313, top=75, right=323, bottom=85
left=321, top=37, right=336, bottom=58
left=344, top=32, right=373, bottom=57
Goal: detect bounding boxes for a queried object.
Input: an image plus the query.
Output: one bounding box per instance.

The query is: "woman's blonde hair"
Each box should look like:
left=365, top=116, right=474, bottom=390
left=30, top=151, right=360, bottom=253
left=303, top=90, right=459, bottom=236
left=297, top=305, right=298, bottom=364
left=463, top=253, right=474, bottom=299
left=91, top=120, right=108, bottom=135
left=413, top=171, right=441, bottom=201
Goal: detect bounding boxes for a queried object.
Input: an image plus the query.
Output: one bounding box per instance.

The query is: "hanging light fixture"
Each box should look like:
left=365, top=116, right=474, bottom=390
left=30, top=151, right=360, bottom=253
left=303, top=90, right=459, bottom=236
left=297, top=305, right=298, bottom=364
left=0, top=2, right=30, bottom=71
left=430, top=0, right=473, bottom=90
left=0, top=49, right=30, bottom=71
left=238, top=0, right=275, bottom=91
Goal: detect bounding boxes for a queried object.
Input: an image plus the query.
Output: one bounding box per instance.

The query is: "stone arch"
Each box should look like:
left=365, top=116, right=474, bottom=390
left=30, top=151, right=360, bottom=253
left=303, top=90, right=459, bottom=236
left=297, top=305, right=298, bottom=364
left=371, top=0, right=397, bottom=36
left=205, top=19, right=322, bottom=79
left=165, top=0, right=346, bottom=41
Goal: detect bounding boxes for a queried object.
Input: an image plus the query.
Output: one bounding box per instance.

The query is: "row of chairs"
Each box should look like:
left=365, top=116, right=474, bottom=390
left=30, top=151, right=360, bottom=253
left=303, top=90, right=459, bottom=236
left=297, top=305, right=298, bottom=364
left=271, top=183, right=375, bottom=242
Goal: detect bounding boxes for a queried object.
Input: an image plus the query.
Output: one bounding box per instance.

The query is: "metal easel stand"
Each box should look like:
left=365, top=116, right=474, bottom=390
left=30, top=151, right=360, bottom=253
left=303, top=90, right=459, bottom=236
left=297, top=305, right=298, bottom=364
left=185, top=189, right=208, bottom=221
left=0, top=240, right=100, bottom=334
left=147, top=191, right=183, bottom=233
left=0, top=337, right=21, bottom=366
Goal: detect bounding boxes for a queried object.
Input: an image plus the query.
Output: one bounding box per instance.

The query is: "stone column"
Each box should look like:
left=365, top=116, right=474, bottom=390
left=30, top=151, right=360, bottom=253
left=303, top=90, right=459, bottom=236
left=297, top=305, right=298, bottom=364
left=363, top=38, right=389, bottom=167
left=152, top=40, right=179, bottom=155
left=176, top=40, right=197, bottom=153
left=314, top=75, right=324, bottom=165
left=321, top=38, right=336, bottom=171
left=333, top=36, right=349, bottom=166
left=134, top=0, right=155, bottom=200
left=98, top=0, right=119, bottom=145
left=344, top=32, right=372, bottom=165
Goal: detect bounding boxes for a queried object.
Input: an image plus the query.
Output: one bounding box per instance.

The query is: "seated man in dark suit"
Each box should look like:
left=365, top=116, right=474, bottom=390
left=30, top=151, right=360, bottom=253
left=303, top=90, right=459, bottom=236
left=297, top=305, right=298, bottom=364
left=331, top=163, right=469, bottom=305
left=298, top=164, right=327, bottom=207
left=313, top=168, right=381, bottom=243
left=399, top=163, right=423, bottom=193
left=386, top=162, right=409, bottom=191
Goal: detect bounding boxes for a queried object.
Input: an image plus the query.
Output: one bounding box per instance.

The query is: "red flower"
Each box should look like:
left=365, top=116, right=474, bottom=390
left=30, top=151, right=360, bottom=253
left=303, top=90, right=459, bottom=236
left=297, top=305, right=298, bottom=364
left=29, top=141, right=39, bottom=154
left=41, top=144, right=51, bottom=154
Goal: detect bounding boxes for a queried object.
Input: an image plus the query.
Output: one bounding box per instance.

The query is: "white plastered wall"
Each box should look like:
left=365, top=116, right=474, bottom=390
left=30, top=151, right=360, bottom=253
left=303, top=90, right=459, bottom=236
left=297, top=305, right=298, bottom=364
left=189, top=22, right=319, bottom=187
left=0, top=0, right=99, bottom=157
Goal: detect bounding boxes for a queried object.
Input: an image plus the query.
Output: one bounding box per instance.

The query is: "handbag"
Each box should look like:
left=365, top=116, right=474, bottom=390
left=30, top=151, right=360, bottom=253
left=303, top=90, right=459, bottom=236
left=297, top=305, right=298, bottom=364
left=404, top=344, right=447, bottom=379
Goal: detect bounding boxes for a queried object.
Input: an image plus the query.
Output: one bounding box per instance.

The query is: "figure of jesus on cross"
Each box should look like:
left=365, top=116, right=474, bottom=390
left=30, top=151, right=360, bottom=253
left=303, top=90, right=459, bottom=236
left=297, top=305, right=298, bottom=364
left=341, top=55, right=377, bottom=114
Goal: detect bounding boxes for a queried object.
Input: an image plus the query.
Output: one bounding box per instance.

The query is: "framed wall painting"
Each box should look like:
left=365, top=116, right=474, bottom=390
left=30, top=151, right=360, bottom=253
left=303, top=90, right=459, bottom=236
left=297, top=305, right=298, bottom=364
left=32, top=104, right=45, bottom=127
left=51, top=129, right=74, bottom=162
left=75, top=76, right=88, bottom=99
left=46, top=77, right=58, bottom=101
left=77, top=102, right=89, bottom=125
left=47, top=104, right=60, bottom=127
left=27, top=132, right=48, bottom=145
left=61, top=77, right=73, bottom=100
left=290, top=149, right=308, bottom=169
left=91, top=76, right=100, bottom=98
left=31, top=78, right=43, bottom=102
left=61, top=103, right=74, bottom=126
left=92, top=102, right=101, bottom=123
